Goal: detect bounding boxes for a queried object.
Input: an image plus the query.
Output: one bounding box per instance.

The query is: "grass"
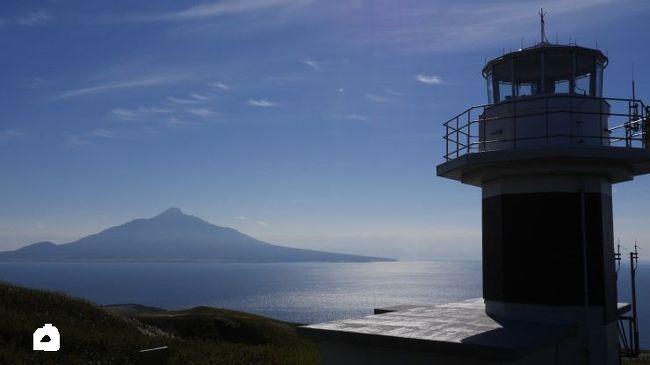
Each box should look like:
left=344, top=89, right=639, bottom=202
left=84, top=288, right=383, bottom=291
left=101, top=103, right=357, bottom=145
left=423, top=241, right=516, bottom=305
left=623, top=351, right=650, bottom=364
left=0, top=282, right=319, bottom=365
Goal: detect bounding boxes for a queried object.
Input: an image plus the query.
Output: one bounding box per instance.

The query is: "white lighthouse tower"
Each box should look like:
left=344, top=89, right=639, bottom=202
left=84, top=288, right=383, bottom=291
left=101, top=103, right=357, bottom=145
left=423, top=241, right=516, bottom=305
left=437, top=16, right=650, bottom=365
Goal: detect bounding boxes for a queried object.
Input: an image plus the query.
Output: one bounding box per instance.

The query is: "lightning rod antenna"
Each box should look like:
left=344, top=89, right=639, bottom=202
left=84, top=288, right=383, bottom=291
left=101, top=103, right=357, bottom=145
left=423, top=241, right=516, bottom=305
left=539, top=8, right=548, bottom=43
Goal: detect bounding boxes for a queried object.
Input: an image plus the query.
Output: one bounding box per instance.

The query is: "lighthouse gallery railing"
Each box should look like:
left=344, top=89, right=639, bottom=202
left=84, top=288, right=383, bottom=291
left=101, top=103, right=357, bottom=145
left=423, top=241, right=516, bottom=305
left=443, top=95, right=649, bottom=161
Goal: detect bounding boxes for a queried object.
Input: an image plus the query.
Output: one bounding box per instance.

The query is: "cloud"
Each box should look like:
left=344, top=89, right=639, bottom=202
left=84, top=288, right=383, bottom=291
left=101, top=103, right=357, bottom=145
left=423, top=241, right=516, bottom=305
left=233, top=216, right=269, bottom=227
left=56, top=75, right=185, bottom=99
left=416, top=74, right=443, bottom=84
left=167, top=96, right=198, bottom=104
left=189, top=92, right=210, bottom=101
left=168, top=93, right=209, bottom=104
left=24, top=77, right=47, bottom=89
left=16, top=11, right=52, bottom=26
left=208, top=82, right=231, bottom=90
left=187, top=108, right=220, bottom=118
left=168, top=117, right=186, bottom=126
left=385, top=89, right=404, bottom=96
left=301, top=59, right=320, bottom=70
left=0, top=130, right=25, bottom=141
left=91, top=129, right=116, bottom=138
left=343, top=114, right=368, bottom=122
left=365, top=93, right=390, bottom=103
left=111, top=107, right=170, bottom=121
left=247, top=99, right=277, bottom=107
left=64, top=135, right=91, bottom=148
left=334, top=0, right=631, bottom=53
left=117, top=0, right=315, bottom=23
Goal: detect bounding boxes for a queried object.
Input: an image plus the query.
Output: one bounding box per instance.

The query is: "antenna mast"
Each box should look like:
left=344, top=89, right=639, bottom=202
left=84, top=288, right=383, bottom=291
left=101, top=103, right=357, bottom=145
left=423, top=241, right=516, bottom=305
left=539, top=8, right=548, bottom=43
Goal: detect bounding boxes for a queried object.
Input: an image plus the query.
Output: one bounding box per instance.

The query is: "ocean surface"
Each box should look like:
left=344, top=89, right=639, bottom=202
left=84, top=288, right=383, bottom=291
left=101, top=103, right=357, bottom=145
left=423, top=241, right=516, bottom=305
left=0, top=260, right=647, bottom=348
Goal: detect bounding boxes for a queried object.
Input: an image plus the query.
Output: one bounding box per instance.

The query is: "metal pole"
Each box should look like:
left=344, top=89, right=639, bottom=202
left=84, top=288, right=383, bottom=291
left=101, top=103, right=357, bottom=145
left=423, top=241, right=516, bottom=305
left=580, top=189, right=591, bottom=363
left=456, top=117, right=460, bottom=158
left=445, top=124, right=449, bottom=160
left=630, top=244, right=639, bottom=355
left=467, top=111, right=471, bottom=155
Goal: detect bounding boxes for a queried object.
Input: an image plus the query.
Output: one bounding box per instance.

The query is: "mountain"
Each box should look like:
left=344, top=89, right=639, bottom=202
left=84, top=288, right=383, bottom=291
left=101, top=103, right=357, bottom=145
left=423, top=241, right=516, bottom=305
left=0, top=208, right=394, bottom=262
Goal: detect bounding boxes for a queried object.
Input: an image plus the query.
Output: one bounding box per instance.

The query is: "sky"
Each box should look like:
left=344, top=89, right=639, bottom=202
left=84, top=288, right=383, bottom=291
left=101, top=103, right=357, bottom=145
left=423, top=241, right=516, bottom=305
left=1, top=0, right=650, bottom=260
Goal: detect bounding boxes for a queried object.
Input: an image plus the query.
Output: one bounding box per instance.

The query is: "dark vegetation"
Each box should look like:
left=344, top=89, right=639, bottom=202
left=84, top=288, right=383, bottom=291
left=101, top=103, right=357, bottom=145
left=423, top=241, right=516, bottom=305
left=623, top=351, right=650, bottom=364
left=0, top=282, right=319, bottom=364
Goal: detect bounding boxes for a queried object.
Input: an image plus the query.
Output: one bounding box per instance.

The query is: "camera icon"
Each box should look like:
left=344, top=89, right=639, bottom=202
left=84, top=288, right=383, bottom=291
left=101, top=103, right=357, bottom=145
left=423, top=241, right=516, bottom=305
left=33, top=324, right=60, bottom=352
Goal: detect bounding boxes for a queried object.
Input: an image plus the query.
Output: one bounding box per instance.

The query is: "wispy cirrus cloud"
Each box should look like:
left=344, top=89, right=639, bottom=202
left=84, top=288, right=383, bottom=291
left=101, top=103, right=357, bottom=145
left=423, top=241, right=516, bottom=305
left=187, top=108, right=220, bottom=119
left=91, top=129, right=116, bottom=138
left=111, top=0, right=315, bottom=23
left=385, top=89, right=405, bottom=96
left=14, top=11, right=52, bottom=26
left=300, top=59, right=320, bottom=71
left=232, top=215, right=270, bottom=228
left=167, top=96, right=199, bottom=104
left=416, top=74, right=443, bottom=85
left=167, top=117, right=186, bottom=126
left=55, top=74, right=185, bottom=99
left=0, top=129, right=25, bottom=141
left=64, top=134, right=91, bottom=148
left=208, top=82, right=231, bottom=90
left=65, top=128, right=120, bottom=148
left=365, top=93, right=390, bottom=103
left=343, top=114, right=368, bottom=122
left=167, top=92, right=210, bottom=104
left=334, top=0, right=636, bottom=53
left=247, top=99, right=277, bottom=107
left=189, top=92, right=210, bottom=101
left=111, top=107, right=171, bottom=121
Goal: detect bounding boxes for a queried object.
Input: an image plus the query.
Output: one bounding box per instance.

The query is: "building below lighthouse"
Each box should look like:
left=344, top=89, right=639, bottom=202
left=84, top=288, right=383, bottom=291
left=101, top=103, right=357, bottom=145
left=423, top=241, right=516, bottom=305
left=301, top=15, right=650, bottom=365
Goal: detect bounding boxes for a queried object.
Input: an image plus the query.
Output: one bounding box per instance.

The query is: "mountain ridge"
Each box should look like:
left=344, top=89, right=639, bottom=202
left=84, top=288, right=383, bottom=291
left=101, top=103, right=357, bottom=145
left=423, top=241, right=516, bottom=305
left=0, top=208, right=394, bottom=263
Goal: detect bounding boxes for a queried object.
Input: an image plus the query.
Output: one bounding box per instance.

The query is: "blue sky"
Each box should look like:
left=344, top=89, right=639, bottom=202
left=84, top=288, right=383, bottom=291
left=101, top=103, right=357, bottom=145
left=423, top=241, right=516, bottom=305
left=1, top=0, right=650, bottom=259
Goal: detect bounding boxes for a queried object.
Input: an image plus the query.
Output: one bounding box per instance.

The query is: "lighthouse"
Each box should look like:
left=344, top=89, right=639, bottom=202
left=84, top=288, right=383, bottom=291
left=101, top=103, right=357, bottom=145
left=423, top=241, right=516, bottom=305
left=437, top=17, right=650, bottom=365
left=302, top=15, right=649, bottom=365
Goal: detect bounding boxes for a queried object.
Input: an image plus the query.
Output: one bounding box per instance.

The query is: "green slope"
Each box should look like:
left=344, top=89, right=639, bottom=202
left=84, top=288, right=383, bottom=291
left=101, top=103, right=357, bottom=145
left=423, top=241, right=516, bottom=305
left=0, top=282, right=319, bottom=365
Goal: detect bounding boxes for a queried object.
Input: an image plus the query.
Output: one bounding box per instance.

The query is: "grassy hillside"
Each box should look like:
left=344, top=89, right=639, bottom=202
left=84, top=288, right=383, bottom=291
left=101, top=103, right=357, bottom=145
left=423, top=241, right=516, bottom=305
left=0, top=282, right=319, bottom=365
left=623, top=352, right=650, bottom=364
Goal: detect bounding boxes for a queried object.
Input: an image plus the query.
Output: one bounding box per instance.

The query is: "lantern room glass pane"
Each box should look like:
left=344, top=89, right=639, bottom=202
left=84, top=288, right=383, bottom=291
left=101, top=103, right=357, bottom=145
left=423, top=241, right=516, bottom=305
left=499, top=81, right=512, bottom=101
left=491, top=60, right=512, bottom=103
left=517, top=82, right=534, bottom=96
left=594, top=62, right=604, bottom=97
left=554, top=79, right=570, bottom=93
left=487, top=71, right=494, bottom=104
left=575, top=74, right=591, bottom=96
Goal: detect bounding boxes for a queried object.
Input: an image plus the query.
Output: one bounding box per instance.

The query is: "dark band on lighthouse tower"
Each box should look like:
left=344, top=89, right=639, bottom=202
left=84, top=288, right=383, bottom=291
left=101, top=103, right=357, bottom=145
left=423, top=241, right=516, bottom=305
left=437, top=21, right=650, bottom=365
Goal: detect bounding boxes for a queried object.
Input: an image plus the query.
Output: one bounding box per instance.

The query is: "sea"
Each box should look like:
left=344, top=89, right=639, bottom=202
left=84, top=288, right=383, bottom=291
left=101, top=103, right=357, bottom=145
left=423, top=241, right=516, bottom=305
left=0, top=260, right=647, bottom=348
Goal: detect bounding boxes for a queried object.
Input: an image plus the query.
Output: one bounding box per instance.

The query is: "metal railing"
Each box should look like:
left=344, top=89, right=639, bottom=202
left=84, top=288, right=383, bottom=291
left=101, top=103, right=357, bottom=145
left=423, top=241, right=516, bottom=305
left=443, top=95, right=649, bottom=161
